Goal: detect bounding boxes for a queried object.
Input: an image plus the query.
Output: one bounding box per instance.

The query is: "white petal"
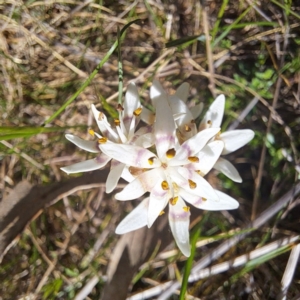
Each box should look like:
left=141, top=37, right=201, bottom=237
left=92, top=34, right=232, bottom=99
left=106, top=160, right=125, bottom=193
left=140, top=106, right=155, bottom=125
left=150, top=80, right=166, bottom=105
left=190, top=103, right=203, bottom=119
left=152, top=85, right=177, bottom=158
left=61, top=155, right=111, bottom=174
left=179, top=188, right=205, bottom=208
left=115, top=198, right=149, bottom=234
left=169, top=197, right=191, bottom=257
left=120, top=166, right=135, bottom=183
left=200, top=94, right=225, bottom=129
left=214, top=158, right=242, bottom=183
left=115, top=168, right=163, bottom=200
left=177, top=167, right=219, bottom=201
left=124, top=83, right=140, bottom=116
left=91, top=104, right=119, bottom=141
left=173, top=127, right=220, bottom=162
left=65, top=134, right=100, bottom=153
left=212, top=190, right=239, bottom=210
left=131, top=126, right=154, bottom=148
left=220, top=129, right=255, bottom=154
left=148, top=181, right=169, bottom=227
left=123, top=83, right=141, bottom=132
left=175, top=82, right=190, bottom=102
left=195, top=140, right=224, bottom=175
left=180, top=188, right=238, bottom=210
left=100, top=143, right=161, bottom=168
left=169, top=96, right=194, bottom=128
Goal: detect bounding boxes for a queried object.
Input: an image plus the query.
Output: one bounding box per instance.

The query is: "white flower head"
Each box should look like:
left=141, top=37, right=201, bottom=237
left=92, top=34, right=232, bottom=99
left=60, top=79, right=252, bottom=257
left=61, top=83, right=152, bottom=192
left=199, top=95, right=255, bottom=183
left=111, top=81, right=239, bottom=257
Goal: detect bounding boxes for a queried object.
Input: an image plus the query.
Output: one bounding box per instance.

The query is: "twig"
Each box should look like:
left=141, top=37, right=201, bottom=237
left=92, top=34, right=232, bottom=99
left=201, top=3, right=216, bottom=97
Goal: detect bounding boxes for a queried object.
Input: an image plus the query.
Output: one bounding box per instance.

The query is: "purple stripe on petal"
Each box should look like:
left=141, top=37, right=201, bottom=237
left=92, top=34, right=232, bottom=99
left=95, top=154, right=111, bottom=164
left=156, top=135, right=175, bottom=146
left=169, top=207, right=190, bottom=221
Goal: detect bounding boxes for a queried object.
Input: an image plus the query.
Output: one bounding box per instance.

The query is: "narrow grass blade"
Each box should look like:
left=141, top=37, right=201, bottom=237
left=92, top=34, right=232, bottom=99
left=279, top=243, right=300, bottom=300
left=0, top=126, right=72, bottom=141
left=179, top=213, right=209, bottom=300
left=44, top=19, right=140, bottom=125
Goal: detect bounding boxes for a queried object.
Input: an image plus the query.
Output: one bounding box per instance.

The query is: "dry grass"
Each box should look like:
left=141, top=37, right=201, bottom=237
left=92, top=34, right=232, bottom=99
left=0, top=0, right=300, bottom=299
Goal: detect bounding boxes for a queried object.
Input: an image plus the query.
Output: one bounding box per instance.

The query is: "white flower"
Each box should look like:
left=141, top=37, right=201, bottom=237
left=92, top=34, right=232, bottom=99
left=141, top=81, right=203, bottom=142
left=199, top=95, right=255, bottom=182
left=101, top=81, right=239, bottom=256
left=61, top=83, right=152, bottom=192
left=60, top=79, right=251, bottom=257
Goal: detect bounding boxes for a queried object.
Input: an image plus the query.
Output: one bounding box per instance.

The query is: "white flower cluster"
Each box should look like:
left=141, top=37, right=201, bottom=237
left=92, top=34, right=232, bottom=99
left=61, top=80, right=254, bottom=256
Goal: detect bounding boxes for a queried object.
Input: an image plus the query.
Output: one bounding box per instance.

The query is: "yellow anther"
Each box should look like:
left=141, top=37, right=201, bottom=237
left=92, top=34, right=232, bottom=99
left=166, top=148, right=176, bottom=159
left=88, top=129, right=95, bottom=136
left=188, top=179, right=197, bottom=189
left=207, top=120, right=212, bottom=126
left=169, top=196, right=178, bottom=205
left=191, top=119, right=195, bottom=124
left=98, top=137, right=108, bottom=144
left=148, top=157, right=155, bottom=165
left=117, top=104, right=124, bottom=111
left=183, top=206, right=190, bottom=212
left=114, top=119, right=120, bottom=126
left=159, top=210, right=165, bottom=216
left=188, top=156, right=199, bottom=163
left=161, top=180, right=169, bottom=190
left=133, top=107, right=142, bottom=116
left=184, top=124, right=191, bottom=132
left=202, top=197, right=207, bottom=201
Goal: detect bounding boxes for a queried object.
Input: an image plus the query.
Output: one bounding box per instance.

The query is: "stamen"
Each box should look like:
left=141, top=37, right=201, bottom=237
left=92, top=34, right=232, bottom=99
left=215, top=131, right=221, bottom=139
left=188, top=179, right=197, bottom=189
left=159, top=210, right=165, bottom=216
left=191, top=119, right=195, bottom=124
left=183, top=206, right=190, bottom=212
left=88, top=129, right=95, bottom=136
left=188, top=156, right=199, bottom=163
left=98, top=112, right=105, bottom=121
left=166, top=148, right=176, bottom=159
left=172, top=182, right=179, bottom=193
left=162, top=162, right=168, bottom=169
left=133, top=107, right=142, bottom=116
left=161, top=180, right=169, bottom=190
left=114, top=119, right=120, bottom=126
left=98, top=137, right=108, bottom=144
left=117, top=104, right=124, bottom=111
left=169, top=196, right=178, bottom=205
left=184, top=124, right=191, bottom=132
left=207, top=120, right=212, bottom=127
left=129, top=166, right=145, bottom=176
left=202, top=197, right=207, bottom=201
left=195, top=170, right=205, bottom=177
left=148, top=157, right=156, bottom=165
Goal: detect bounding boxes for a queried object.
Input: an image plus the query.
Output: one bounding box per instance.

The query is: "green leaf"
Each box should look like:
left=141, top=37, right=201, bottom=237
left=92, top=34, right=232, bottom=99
left=42, top=278, right=63, bottom=300
left=0, top=126, right=73, bottom=141
left=165, top=35, right=204, bottom=48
